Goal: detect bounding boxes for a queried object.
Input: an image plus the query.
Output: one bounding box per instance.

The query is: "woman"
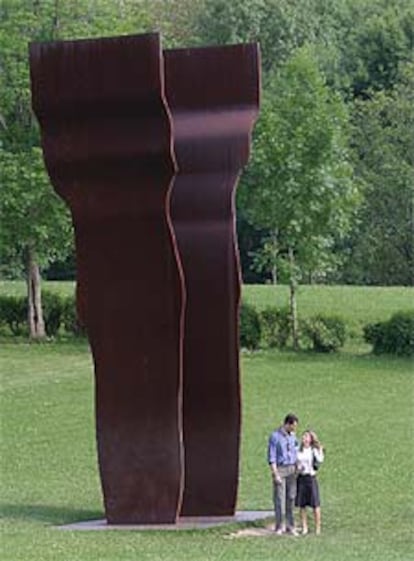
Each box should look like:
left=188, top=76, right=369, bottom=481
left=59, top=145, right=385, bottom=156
left=295, top=430, right=324, bottom=535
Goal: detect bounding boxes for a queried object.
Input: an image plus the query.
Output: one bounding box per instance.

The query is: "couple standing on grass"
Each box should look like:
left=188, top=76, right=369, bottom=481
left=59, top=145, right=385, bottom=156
left=268, top=413, right=324, bottom=536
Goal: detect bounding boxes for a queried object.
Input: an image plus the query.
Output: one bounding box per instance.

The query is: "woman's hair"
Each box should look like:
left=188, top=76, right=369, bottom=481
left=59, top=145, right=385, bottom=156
left=299, top=430, right=322, bottom=451
left=309, top=431, right=320, bottom=447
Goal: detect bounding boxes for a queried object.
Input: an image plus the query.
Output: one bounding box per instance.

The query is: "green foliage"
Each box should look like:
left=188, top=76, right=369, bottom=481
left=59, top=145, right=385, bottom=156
left=0, top=289, right=85, bottom=338
left=41, top=291, right=63, bottom=337
left=62, top=295, right=86, bottom=337
left=259, top=306, right=291, bottom=348
left=145, top=0, right=204, bottom=47
left=363, top=322, right=386, bottom=351
left=303, top=314, right=347, bottom=352
left=236, top=215, right=269, bottom=283
left=241, top=46, right=358, bottom=285
left=341, top=62, right=414, bottom=286
left=218, top=0, right=414, bottom=286
left=196, top=0, right=318, bottom=72
left=335, top=1, right=414, bottom=97
left=0, top=147, right=73, bottom=273
left=239, top=301, right=261, bottom=350
left=0, top=295, right=27, bottom=335
left=363, top=310, right=414, bottom=356
left=0, top=0, right=153, bottom=277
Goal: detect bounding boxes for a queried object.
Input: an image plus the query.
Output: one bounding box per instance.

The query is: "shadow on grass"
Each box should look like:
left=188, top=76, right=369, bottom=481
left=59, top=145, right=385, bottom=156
left=0, top=502, right=103, bottom=525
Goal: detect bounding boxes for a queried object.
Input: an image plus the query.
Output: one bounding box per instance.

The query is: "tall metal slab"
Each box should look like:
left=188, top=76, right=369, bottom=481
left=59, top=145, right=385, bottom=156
left=165, top=44, right=260, bottom=516
left=30, top=33, right=185, bottom=524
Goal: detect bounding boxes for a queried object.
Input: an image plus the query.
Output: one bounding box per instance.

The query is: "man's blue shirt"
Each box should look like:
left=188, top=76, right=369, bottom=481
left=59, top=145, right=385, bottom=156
left=267, top=427, right=298, bottom=466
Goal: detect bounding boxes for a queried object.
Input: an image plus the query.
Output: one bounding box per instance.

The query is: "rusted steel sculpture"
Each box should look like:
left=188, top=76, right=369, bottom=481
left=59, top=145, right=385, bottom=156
left=30, top=34, right=185, bottom=524
left=30, top=32, right=260, bottom=524
left=165, top=44, right=260, bottom=516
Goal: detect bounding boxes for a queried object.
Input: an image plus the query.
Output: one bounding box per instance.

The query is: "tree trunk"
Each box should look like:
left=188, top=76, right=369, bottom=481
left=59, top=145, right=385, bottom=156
left=26, top=247, right=46, bottom=340
left=288, top=246, right=299, bottom=350
left=51, top=0, right=61, bottom=39
left=410, top=196, right=414, bottom=286
left=271, top=229, right=278, bottom=285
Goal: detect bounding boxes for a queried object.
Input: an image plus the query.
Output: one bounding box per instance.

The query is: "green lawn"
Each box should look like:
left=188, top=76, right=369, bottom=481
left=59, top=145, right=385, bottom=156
left=1, top=340, right=413, bottom=561
left=0, top=280, right=77, bottom=298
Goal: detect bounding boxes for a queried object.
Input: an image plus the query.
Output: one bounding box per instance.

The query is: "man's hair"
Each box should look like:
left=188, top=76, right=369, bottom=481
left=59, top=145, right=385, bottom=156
left=284, top=413, right=299, bottom=425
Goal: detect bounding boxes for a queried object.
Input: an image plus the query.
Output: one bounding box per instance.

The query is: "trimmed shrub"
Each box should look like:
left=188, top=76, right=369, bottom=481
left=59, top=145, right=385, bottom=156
left=42, top=291, right=63, bottom=337
left=62, top=295, right=86, bottom=337
left=304, top=314, right=347, bottom=352
left=363, top=310, right=414, bottom=356
left=240, top=301, right=261, bottom=350
left=260, top=306, right=291, bottom=348
left=363, top=322, right=386, bottom=351
left=0, top=295, right=27, bottom=335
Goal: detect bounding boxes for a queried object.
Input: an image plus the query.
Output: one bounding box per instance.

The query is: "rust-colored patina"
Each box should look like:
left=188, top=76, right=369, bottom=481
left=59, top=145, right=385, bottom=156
left=165, top=44, right=260, bottom=516
left=30, top=34, right=185, bottom=524
left=29, top=33, right=260, bottom=524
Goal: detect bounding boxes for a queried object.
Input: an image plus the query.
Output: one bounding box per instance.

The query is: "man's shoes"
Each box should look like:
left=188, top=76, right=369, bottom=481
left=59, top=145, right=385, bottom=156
left=274, top=526, right=300, bottom=537
left=301, top=528, right=309, bottom=535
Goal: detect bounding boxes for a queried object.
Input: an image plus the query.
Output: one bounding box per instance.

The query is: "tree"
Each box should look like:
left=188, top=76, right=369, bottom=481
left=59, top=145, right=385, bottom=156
left=240, top=47, right=358, bottom=347
left=236, top=215, right=269, bottom=284
left=195, top=0, right=322, bottom=72
left=144, top=0, right=205, bottom=48
left=319, top=0, right=414, bottom=98
left=341, top=62, right=414, bottom=285
left=350, top=0, right=414, bottom=96
left=0, top=147, right=73, bottom=336
left=0, top=0, right=151, bottom=338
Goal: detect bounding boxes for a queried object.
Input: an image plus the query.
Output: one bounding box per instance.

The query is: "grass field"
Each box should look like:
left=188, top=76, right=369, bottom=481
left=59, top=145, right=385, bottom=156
left=1, top=336, right=413, bottom=561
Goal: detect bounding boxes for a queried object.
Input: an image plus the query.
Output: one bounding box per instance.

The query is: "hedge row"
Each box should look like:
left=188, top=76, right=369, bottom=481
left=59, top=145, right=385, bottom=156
left=240, top=302, right=347, bottom=352
left=2, top=293, right=345, bottom=352
left=0, top=293, right=85, bottom=337
left=1, top=293, right=412, bottom=355
left=240, top=302, right=414, bottom=356
left=363, top=311, right=414, bottom=356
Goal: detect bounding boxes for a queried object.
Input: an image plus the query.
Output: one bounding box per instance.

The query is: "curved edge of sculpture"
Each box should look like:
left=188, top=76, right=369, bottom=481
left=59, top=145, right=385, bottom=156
left=165, top=43, right=261, bottom=516
left=29, top=33, right=186, bottom=524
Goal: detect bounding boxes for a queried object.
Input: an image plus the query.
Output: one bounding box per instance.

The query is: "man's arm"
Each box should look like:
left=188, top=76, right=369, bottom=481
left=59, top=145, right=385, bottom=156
left=269, top=462, right=282, bottom=484
left=268, top=433, right=282, bottom=483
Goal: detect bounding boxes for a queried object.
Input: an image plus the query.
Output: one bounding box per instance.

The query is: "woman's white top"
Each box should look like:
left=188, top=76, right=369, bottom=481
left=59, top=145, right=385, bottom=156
left=296, top=446, right=324, bottom=476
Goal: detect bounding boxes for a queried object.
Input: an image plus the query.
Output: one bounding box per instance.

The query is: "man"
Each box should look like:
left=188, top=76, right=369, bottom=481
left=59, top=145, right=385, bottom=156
left=268, top=413, right=299, bottom=535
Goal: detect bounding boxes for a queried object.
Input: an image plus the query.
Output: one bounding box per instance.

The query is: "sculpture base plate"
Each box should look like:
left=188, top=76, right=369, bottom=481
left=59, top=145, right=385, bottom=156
left=57, top=511, right=274, bottom=531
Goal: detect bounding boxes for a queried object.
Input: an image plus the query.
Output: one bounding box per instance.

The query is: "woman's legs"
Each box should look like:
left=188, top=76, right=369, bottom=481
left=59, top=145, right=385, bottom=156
left=314, top=506, right=321, bottom=534
left=300, top=508, right=308, bottom=534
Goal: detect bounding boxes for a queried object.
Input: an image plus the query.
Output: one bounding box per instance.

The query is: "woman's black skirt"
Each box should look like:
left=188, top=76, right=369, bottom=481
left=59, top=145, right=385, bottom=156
left=295, top=474, right=320, bottom=508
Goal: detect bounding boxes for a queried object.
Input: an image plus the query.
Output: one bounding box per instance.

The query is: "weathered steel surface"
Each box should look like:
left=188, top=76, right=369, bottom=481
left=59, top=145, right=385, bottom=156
left=30, top=32, right=260, bottom=524
left=165, top=44, right=260, bottom=516
left=30, top=33, right=185, bottom=524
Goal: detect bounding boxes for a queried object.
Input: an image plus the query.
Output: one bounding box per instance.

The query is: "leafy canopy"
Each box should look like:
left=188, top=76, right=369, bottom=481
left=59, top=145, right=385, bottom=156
left=241, top=47, right=357, bottom=277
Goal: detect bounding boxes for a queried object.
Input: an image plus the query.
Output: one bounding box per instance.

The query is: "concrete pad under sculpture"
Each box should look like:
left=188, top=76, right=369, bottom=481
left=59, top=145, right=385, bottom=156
left=57, top=511, right=274, bottom=531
